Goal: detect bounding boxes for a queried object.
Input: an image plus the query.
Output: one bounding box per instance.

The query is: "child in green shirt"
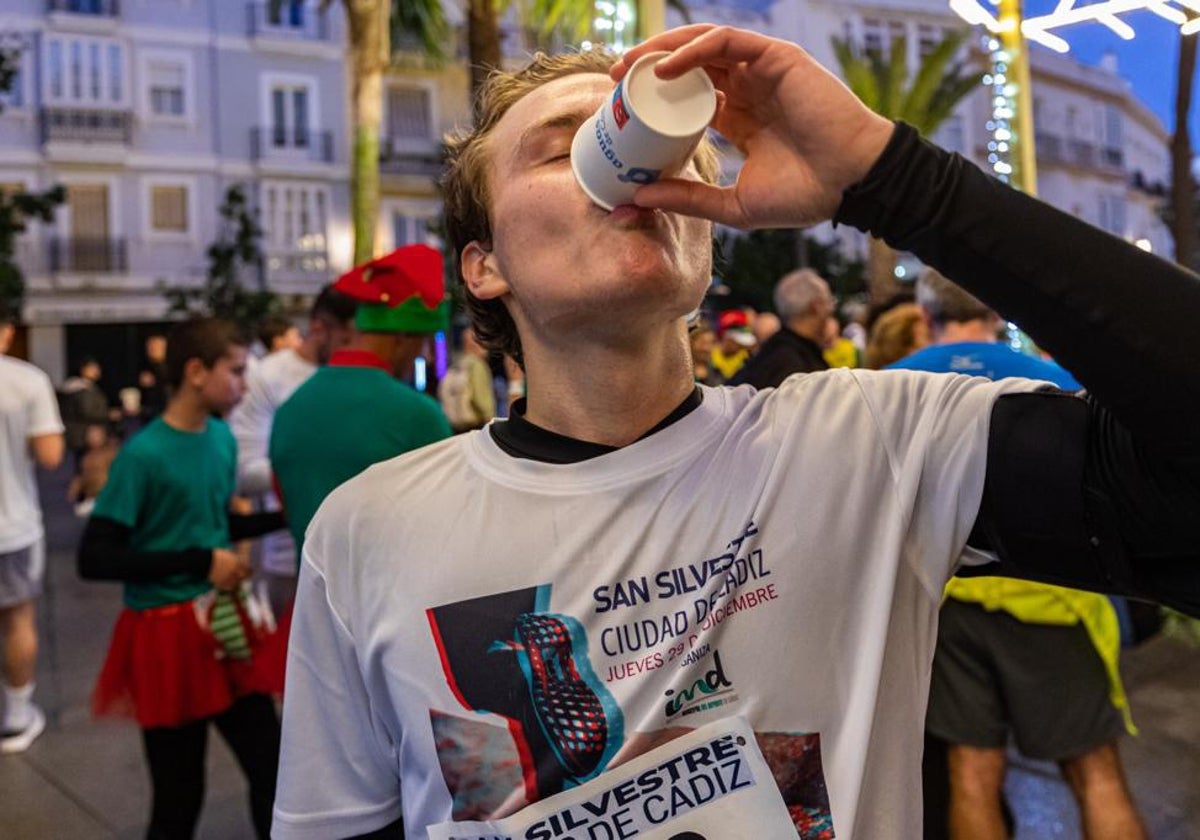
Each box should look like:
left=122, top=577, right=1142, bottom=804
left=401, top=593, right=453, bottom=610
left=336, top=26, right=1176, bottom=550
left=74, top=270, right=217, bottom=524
left=79, top=318, right=285, bottom=839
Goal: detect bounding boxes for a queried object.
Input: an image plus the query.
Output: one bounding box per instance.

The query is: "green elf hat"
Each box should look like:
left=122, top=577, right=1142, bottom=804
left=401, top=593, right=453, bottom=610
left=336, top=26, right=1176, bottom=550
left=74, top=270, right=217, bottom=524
left=333, top=244, right=449, bottom=334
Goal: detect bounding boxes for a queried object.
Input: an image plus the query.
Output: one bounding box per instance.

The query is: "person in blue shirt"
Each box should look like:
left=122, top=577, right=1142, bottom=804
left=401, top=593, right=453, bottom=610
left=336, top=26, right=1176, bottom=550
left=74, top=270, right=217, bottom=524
left=891, top=268, right=1144, bottom=840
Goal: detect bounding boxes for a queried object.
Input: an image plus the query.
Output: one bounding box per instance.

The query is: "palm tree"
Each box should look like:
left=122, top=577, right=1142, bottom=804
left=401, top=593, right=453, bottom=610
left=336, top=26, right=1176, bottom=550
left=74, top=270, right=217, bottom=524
left=832, top=31, right=981, bottom=303
left=1170, top=22, right=1197, bottom=268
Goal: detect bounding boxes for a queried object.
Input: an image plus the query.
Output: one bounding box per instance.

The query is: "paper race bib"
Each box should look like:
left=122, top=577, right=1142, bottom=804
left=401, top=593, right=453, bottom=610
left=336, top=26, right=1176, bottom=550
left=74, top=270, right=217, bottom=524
left=428, top=717, right=798, bottom=840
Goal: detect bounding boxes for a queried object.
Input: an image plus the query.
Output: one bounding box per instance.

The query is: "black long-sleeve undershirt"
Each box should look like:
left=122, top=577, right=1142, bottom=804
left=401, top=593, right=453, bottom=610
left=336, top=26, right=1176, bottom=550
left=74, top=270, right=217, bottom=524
left=77, top=511, right=286, bottom=583
left=837, top=123, right=1200, bottom=612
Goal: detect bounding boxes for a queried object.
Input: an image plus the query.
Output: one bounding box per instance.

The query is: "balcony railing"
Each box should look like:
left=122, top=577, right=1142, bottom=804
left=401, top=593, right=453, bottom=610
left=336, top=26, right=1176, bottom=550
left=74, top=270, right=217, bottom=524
left=250, top=127, right=333, bottom=163
left=379, top=140, right=445, bottom=178
left=1100, top=146, right=1124, bottom=171
left=246, top=2, right=330, bottom=41
left=48, top=237, right=127, bottom=274
left=40, top=107, right=132, bottom=144
left=46, top=0, right=119, bottom=16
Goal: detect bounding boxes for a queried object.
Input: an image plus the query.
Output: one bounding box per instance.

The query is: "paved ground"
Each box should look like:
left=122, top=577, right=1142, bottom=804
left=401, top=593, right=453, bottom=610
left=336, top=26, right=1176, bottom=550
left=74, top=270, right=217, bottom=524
left=1, top=463, right=1198, bottom=838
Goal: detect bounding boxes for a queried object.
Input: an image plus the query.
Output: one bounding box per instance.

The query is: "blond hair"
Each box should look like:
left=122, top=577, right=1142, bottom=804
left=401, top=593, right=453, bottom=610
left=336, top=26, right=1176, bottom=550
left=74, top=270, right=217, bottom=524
left=442, top=50, right=720, bottom=366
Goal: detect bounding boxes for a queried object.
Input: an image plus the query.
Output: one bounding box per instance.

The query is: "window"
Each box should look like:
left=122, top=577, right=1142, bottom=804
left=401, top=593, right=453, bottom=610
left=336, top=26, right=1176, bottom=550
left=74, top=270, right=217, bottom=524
left=1098, top=195, right=1126, bottom=236
left=862, top=18, right=906, bottom=57
left=150, top=185, right=188, bottom=233
left=862, top=18, right=884, bottom=54
left=44, top=36, right=125, bottom=106
left=49, top=42, right=62, bottom=99
left=263, top=182, right=328, bottom=255
left=271, top=84, right=311, bottom=148
left=384, top=88, right=432, bottom=152
left=268, top=0, right=306, bottom=28
left=917, top=24, right=941, bottom=57
left=148, top=61, right=185, bottom=116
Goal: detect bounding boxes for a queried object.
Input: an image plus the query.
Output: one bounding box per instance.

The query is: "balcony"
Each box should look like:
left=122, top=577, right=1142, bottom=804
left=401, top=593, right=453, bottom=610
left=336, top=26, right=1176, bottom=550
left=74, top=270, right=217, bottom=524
left=48, top=237, right=128, bottom=274
left=1131, top=170, right=1168, bottom=198
left=40, top=107, right=132, bottom=144
left=250, top=127, right=333, bottom=164
left=379, top=140, right=445, bottom=178
left=266, top=248, right=330, bottom=294
left=246, top=2, right=330, bottom=41
left=46, top=0, right=119, bottom=16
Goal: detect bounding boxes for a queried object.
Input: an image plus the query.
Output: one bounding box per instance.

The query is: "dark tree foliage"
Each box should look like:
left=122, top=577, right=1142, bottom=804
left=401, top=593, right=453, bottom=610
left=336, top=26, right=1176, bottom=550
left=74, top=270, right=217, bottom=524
left=715, top=229, right=866, bottom=314
left=163, top=185, right=280, bottom=329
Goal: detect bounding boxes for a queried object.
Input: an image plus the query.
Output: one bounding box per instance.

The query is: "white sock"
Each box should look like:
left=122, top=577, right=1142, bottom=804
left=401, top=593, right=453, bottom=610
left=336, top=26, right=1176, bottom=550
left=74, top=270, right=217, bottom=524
left=2, top=681, right=35, bottom=731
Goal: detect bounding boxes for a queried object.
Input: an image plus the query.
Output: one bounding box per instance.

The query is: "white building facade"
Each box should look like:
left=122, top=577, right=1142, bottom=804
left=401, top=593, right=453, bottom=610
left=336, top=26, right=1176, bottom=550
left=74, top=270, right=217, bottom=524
left=0, top=0, right=353, bottom=384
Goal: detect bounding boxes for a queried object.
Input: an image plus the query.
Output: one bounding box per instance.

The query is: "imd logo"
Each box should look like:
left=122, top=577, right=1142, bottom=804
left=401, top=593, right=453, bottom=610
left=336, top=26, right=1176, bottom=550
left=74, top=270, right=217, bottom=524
left=663, top=651, right=736, bottom=719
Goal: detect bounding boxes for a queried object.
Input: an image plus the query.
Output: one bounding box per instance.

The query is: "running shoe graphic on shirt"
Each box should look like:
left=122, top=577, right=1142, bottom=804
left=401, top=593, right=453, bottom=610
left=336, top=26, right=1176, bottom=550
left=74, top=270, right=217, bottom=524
left=494, top=613, right=610, bottom=781
left=427, top=586, right=624, bottom=800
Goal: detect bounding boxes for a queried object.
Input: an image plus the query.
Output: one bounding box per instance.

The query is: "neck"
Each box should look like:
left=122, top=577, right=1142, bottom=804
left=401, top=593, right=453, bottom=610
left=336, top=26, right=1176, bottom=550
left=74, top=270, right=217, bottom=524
left=522, top=321, right=695, bottom=447
left=162, top=391, right=210, bottom=432
left=937, top=320, right=998, bottom=344
left=785, top=315, right=824, bottom=343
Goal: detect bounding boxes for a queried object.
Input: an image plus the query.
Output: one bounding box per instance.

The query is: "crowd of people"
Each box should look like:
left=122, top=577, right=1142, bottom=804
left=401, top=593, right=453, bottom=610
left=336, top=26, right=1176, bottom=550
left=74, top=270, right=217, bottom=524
left=0, top=21, right=1197, bottom=840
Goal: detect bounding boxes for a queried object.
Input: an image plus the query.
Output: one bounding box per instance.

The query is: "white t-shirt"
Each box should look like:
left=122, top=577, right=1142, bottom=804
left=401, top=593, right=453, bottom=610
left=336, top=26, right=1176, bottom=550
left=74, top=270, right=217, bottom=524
left=229, top=348, right=316, bottom=574
left=0, top=356, right=64, bottom=553
left=273, top=370, right=1039, bottom=840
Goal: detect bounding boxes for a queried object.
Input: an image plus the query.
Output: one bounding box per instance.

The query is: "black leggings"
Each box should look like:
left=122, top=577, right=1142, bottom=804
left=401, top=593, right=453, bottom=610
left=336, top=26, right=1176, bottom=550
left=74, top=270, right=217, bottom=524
left=141, top=693, right=280, bottom=840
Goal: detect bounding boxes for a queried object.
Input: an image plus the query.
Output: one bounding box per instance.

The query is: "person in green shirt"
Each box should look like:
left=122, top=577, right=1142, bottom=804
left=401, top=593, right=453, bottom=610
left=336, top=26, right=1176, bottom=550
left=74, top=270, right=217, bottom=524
left=78, top=317, right=285, bottom=840
left=270, top=245, right=453, bottom=563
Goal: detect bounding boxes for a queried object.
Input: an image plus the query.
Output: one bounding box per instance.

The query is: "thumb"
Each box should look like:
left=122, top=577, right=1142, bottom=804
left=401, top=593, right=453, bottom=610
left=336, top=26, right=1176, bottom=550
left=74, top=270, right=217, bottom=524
left=633, top=178, right=743, bottom=227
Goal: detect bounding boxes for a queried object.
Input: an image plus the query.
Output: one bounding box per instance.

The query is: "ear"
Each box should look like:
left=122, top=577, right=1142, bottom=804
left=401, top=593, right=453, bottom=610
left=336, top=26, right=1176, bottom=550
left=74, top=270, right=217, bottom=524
left=182, top=357, right=208, bottom=388
left=461, top=241, right=509, bottom=302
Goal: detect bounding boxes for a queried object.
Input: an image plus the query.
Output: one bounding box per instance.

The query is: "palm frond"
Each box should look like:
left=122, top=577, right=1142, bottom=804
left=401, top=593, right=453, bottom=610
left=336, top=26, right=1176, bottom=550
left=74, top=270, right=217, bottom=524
left=901, top=30, right=970, bottom=126
left=391, top=0, right=450, bottom=62
left=830, top=37, right=881, bottom=111
left=921, top=67, right=982, bottom=134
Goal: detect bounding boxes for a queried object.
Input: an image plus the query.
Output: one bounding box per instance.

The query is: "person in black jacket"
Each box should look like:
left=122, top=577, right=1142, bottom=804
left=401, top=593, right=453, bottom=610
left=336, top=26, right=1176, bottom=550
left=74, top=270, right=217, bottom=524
left=729, top=267, right=832, bottom=388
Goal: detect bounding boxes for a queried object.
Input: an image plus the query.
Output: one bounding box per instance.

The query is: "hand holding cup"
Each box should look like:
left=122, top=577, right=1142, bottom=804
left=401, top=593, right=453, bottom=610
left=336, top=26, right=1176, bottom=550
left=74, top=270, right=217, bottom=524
left=610, top=24, right=895, bottom=230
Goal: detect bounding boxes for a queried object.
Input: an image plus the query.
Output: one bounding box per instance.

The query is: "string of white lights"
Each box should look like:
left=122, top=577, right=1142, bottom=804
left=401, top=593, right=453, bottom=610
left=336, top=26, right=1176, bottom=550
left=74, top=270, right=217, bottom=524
left=951, top=1, right=1200, bottom=54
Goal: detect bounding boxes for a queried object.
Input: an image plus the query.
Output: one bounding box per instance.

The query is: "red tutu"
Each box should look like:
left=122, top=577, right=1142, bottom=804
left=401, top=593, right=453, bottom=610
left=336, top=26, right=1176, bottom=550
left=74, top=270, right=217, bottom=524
left=93, top=596, right=287, bottom=729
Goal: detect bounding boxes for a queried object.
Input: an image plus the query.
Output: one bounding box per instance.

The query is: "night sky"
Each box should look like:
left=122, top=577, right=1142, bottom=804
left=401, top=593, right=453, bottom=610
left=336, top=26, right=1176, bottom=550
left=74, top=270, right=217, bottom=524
left=1019, top=1, right=1189, bottom=141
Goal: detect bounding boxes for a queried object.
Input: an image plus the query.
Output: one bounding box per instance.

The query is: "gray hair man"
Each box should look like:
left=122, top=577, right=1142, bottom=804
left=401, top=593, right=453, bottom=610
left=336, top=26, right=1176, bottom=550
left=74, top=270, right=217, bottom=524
left=729, top=267, right=834, bottom=388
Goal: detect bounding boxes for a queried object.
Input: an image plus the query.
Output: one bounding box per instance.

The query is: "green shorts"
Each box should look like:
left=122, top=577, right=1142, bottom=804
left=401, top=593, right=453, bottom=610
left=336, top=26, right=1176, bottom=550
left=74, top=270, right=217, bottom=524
left=926, top=597, right=1126, bottom=762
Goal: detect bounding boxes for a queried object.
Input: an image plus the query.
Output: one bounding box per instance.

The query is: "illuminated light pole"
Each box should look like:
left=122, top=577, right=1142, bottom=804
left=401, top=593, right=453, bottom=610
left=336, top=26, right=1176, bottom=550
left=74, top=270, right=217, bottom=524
left=953, top=1, right=1200, bottom=194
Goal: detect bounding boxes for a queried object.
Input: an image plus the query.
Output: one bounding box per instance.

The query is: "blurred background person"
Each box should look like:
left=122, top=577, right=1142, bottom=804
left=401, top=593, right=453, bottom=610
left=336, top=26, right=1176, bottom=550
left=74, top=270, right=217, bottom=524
left=689, top=320, right=720, bottom=385
left=67, top=423, right=119, bottom=517
left=59, top=357, right=112, bottom=471
left=137, top=334, right=169, bottom=422
left=864, top=301, right=929, bottom=369
left=710, top=309, right=757, bottom=381
left=0, top=306, right=64, bottom=753
left=823, top=316, right=861, bottom=369
left=731, top=268, right=833, bottom=388
left=752, top=311, right=781, bottom=347
left=230, top=286, right=357, bottom=616
left=439, top=326, right=497, bottom=433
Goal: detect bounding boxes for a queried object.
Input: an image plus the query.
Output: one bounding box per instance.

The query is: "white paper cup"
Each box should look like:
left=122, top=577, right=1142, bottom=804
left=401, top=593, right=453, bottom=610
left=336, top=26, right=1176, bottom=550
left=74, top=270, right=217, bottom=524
left=571, top=51, right=717, bottom=211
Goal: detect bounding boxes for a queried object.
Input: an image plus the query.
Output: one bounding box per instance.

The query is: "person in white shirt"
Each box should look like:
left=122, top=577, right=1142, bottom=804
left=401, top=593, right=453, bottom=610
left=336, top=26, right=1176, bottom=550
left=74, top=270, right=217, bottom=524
left=229, top=287, right=356, bottom=606
left=273, top=26, right=1200, bottom=840
left=0, top=308, right=64, bottom=753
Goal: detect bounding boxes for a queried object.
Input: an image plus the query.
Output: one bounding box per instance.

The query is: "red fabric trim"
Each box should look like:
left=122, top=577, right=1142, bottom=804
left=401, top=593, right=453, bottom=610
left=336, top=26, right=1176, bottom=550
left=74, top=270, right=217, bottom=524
left=328, top=349, right=392, bottom=372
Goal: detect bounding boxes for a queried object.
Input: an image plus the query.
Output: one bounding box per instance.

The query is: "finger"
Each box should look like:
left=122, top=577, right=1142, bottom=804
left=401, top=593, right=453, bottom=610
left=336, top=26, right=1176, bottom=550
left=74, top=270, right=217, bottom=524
left=653, top=26, right=782, bottom=79
left=611, top=24, right=719, bottom=80
left=633, top=178, right=744, bottom=227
